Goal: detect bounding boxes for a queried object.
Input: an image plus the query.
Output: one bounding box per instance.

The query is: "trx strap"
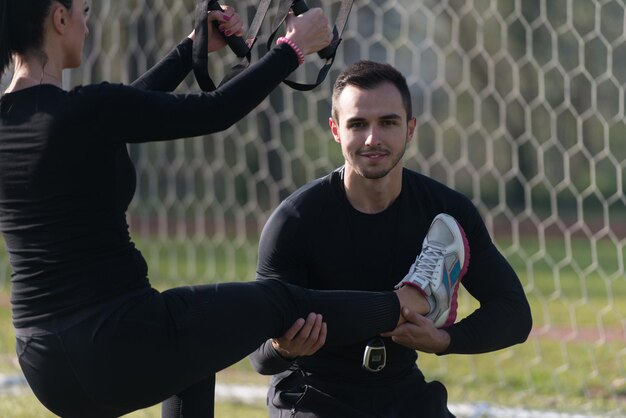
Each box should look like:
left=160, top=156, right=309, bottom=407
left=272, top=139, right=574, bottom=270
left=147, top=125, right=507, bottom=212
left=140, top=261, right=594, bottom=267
left=193, top=0, right=354, bottom=91
left=193, top=0, right=272, bottom=90
left=266, top=0, right=354, bottom=91
left=192, top=0, right=217, bottom=91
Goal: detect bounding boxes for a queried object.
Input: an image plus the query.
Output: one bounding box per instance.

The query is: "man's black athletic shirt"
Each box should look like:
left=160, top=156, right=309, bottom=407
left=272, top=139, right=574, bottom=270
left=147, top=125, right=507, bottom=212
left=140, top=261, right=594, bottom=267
left=250, top=167, right=533, bottom=417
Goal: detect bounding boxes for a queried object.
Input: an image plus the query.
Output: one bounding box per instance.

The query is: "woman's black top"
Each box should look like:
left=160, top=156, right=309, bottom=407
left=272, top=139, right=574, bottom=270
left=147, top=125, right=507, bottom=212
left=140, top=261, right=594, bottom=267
left=0, top=39, right=299, bottom=328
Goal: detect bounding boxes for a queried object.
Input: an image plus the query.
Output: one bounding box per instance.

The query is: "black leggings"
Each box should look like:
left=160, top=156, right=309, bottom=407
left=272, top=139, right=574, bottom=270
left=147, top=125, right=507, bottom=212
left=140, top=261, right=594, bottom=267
left=16, top=279, right=399, bottom=418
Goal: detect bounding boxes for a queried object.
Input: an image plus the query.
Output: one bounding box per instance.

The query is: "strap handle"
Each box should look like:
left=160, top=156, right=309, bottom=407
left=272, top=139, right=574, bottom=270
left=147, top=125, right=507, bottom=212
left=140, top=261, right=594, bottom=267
left=266, top=0, right=353, bottom=91
left=193, top=0, right=218, bottom=91
left=290, top=0, right=336, bottom=59
left=194, top=0, right=271, bottom=90
left=192, top=0, right=354, bottom=92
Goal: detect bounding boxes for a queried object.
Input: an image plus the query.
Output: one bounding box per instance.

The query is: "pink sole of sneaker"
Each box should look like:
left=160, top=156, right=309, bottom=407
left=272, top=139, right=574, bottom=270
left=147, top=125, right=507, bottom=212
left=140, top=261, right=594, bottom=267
left=442, top=218, right=471, bottom=328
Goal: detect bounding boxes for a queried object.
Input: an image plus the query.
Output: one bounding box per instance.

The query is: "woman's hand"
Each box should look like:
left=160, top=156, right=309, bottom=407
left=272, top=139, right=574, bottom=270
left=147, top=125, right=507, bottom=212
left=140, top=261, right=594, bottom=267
left=188, top=5, right=245, bottom=53
left=284, top=8, right=332, bottom=56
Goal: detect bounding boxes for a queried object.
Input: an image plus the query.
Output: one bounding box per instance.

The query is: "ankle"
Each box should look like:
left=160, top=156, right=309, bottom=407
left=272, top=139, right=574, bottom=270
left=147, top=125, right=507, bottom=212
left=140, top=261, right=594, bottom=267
left=394, top=285, right=431, bottom=320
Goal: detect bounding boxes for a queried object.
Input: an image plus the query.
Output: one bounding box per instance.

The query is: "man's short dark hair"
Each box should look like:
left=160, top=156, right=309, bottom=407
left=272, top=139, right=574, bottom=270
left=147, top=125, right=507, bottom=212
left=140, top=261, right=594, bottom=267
left=331, top=60, right=412, bottom=122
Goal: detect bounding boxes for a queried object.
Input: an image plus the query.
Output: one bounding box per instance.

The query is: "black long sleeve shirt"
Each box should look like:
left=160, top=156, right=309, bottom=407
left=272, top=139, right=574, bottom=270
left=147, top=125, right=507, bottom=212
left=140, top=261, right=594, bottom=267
left=0, top=39, right=299, bottom=329
left=250, top=167, right=532, bottom=385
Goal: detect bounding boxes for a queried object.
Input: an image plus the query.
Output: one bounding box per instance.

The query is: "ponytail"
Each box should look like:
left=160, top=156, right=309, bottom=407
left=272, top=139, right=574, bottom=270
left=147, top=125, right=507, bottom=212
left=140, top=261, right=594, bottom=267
left=0, top=0, right=11, bottom=79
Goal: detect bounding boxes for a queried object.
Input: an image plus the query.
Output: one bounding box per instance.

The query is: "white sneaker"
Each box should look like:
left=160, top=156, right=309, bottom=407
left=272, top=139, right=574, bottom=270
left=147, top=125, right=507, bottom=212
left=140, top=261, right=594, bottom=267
left=397, top=213, right=470, bottom=328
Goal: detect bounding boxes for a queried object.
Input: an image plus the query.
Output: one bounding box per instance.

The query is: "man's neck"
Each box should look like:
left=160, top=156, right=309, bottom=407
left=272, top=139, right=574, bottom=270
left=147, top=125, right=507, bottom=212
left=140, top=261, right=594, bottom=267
left=343, top=168, right=403, bottom=214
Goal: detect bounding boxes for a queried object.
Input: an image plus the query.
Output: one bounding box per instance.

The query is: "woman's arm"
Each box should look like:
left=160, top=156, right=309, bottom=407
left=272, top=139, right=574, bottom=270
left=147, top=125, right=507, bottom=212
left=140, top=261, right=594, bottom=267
left=74, top=8, right=330, bottom=144
left=130, top=37, right=194, bottom=92
left=78, top=43, right=298, bottom=143
left=131, top=6, right=244, bottom=92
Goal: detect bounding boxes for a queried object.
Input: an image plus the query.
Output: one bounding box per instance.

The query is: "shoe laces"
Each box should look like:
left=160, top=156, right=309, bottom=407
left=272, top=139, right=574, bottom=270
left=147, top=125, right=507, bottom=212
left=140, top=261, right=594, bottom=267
left=412, top=242, right=444, bottom=279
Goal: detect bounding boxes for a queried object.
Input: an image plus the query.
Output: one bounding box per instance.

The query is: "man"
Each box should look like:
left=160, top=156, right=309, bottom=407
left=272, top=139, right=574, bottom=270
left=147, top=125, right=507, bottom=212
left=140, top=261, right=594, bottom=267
left=249, top=60, right=532, bottom=417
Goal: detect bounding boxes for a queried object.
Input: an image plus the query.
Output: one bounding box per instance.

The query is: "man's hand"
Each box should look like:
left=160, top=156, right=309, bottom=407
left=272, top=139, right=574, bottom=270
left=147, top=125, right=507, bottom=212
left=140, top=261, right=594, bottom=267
left=381, top=307, right=451, bottom=353
left=272, top=312, right=327, bottom=359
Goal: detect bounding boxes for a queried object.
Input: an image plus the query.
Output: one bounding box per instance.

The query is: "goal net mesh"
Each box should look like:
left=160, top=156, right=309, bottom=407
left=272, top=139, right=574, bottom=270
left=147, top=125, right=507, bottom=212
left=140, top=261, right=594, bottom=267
left=0, top=0, right=624, bottom=415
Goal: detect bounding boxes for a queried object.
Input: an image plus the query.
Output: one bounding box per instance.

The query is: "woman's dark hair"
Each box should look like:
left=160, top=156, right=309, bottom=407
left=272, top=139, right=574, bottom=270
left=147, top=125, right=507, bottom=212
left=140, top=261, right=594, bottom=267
left=0, top=0, right=73, bottom=78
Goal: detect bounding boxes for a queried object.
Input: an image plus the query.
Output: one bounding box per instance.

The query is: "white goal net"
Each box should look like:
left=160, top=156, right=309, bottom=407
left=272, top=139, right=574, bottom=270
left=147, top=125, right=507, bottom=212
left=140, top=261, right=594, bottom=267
left=1, top=0, right=624, bottom=416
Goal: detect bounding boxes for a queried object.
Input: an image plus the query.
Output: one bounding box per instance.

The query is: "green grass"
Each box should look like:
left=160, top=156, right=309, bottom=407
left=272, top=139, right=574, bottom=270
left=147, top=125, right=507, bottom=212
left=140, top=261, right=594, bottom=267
left=0, top=393, right=268, bottom=418
left=0, top=235, right=624, bottom=416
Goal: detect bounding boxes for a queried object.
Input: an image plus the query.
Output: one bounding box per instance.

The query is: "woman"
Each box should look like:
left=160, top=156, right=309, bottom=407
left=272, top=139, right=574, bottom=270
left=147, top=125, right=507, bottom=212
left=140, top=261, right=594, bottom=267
left=0, top=1, right=431, bottom=417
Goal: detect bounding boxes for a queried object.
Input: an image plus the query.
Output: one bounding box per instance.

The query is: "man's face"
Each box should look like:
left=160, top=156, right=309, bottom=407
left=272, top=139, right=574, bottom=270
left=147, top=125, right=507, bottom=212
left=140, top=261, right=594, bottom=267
left=330, top=82, right=416, bottom=180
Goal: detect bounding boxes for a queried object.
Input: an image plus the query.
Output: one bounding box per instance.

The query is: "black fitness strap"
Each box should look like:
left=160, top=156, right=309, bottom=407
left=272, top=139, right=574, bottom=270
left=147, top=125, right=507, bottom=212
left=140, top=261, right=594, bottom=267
left=193, top=0, right=354, bottom=91
left=193, top=0, right=273, bottom=90
left=266, top=0, right=354, bottom=91
left=193, top=0, right=218, bottom=91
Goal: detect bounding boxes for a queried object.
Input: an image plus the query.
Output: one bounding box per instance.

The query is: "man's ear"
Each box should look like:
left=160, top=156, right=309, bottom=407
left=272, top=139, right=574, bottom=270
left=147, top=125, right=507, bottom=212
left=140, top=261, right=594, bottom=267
left=329, top=117, right=341, bottom=144
left=406, top=116, right=416, bottom=145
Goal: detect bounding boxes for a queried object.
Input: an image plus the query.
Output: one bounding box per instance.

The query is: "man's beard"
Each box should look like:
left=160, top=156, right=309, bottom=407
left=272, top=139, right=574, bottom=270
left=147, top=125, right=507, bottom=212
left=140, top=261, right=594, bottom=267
left=349, top=145, right=406, bottom=179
